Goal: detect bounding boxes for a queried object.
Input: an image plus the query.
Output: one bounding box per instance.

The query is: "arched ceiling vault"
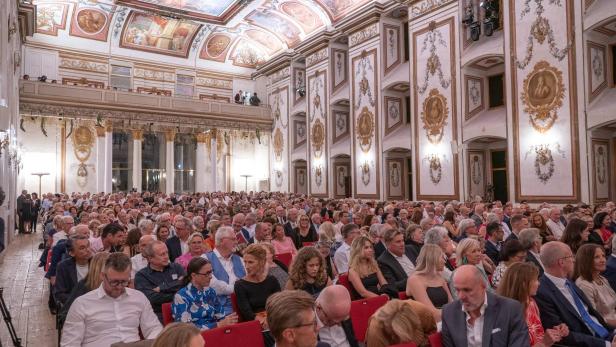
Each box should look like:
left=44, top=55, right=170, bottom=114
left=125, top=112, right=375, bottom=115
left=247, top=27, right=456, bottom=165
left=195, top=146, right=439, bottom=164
left=31, top=0, right=369, bottom=69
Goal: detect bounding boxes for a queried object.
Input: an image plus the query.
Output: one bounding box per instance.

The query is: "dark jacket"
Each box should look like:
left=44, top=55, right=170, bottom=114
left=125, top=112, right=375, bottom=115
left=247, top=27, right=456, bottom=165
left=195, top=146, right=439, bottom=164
left=535, top=274, right=614, bottom=347
left=54, top=257, right=79, bottom=304
left=165, top=236, right=182, bottom=262
left=377, top=248, right=417, bottom=292
left=603, top=254, right=616, bottom=292
left=484, top=240, right=501, bottom=265
left=442, top=291, right=529, bottom=347
left=526, top=252, right=545, bottom=277
left=135, top=263, right=186, bottom=321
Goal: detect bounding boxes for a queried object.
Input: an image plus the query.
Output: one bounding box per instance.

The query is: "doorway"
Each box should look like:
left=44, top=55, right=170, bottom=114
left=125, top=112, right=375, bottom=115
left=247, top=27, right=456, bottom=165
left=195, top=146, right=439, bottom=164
left=490, top=150, right=508, bottom=203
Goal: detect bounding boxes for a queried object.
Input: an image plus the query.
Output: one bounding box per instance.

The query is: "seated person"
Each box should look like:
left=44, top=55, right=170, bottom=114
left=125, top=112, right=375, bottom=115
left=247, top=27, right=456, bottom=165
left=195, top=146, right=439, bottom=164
left=449, top=238, right=492, bottom=299
left=135, top=241, right=186, bottom=322
left=174, top=233, right=206, bottom=270
left=293, top=214, right=318, bottom=249
left=233, top=244, right=281, bottom=327
left=266, top=290, right=327, bottom=347
left=172, top=257, right=237, bottom=330
left=365, top=299, right=436, bottom=347
left=574, top=244, right=616, bottom=326
left=491, top=239, right=527, bottom=289
left=377, top=228, right=416, bottom=292
left=61, top=253, right=162, bottom=346
left=54, top=234, right=92, bottom=305
left=271, top=223, right=297, bottom=257
left=315, top=240, right=338, bottom=280
left=150, top=322, right=203, bottom=347
left=261, top=243, right=289, bottom=290
left=406, top=244, right=453, bottom=322
left=535, top=241, right=615, bottom=347
left=131, top=235, right=155, bottom=280
left=285, top=246, right=332, bottom=298
left=204, top=226, right=246, bottom=315
left=348, top=236, right=388, bottom=299
left=498, top=262, right=568, bottom=346
left=315, top=285, right=359, bottom=347
left=442, top=265, right=529, bottom=347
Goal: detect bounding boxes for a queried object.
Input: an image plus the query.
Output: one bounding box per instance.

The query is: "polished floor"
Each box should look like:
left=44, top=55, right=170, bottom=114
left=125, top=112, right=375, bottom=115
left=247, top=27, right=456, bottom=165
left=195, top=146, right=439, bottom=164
left=0, top=232, right=56, bottom=347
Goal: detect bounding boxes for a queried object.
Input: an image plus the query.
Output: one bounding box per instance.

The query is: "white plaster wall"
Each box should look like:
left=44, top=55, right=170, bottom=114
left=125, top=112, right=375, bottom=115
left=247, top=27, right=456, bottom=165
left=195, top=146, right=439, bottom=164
left=19, top=119, right=61, bottom=195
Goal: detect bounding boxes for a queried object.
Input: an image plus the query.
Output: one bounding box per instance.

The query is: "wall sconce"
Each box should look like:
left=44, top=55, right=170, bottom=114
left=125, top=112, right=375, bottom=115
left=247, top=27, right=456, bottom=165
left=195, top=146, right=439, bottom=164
left=525, top=143, right=565, bottom=184
left=314, top=164, right=323, bottom=187
left=424, top=153, right=443, bottom=185
left=274, top=165, right=283, bottom=187
left=359, top=160, right=371, bottom=186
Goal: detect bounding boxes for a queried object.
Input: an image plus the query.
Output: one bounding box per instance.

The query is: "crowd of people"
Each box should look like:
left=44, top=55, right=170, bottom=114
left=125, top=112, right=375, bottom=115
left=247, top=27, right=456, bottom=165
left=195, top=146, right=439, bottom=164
left=23, top=188, right=616, bottom=346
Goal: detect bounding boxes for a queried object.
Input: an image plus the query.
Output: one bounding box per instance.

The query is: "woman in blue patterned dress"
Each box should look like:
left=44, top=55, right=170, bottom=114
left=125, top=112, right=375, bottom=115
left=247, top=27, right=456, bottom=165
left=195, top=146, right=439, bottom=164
left=172, top=257, right=238, bottom=330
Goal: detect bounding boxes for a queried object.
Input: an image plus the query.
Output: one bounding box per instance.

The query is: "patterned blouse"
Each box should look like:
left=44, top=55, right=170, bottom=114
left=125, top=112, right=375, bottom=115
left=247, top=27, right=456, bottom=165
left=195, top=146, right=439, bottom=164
left=526, top=298, right=545, bottom=346
left=172, top=283, right=225, bottom=330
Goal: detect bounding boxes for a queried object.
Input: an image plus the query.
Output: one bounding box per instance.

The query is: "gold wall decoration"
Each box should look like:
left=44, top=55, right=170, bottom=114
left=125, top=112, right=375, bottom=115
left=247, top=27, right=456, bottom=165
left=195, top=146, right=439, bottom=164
left=273, top=128, right=284, bottom=162
left=72, top=125, right=94, bottom=178
left=309, top=74, right=324, bottom=121
left=421, top=88, right=449, bottom=144
left=356, top=107, right=375, bottom=153
left=311, top=119, right=325, bottom=158
left=416, top=25, right=451, bottom=95
left=521, top=60, right=565, bottom=133
left=353, top=53, right=376, bottom=111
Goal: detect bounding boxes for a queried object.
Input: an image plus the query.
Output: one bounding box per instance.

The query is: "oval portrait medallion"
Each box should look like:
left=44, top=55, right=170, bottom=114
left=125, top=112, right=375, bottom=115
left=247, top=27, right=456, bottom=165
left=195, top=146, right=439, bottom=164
left=76, top=8, right=107, bottom=35
left=273, top=128, right=284, bottom=161
left=521, top=60, right=564, bottom=133
left=356, top=106, right=375, bottom=153
left=311, top=119, right=325, bottom=158
left=421, top=88, right=449, bottom=144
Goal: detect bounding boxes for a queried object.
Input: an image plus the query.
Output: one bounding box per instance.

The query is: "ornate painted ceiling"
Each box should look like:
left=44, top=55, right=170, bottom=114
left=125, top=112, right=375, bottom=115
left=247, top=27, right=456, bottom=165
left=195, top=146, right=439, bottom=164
left=31, top=0, right=369, bottom=69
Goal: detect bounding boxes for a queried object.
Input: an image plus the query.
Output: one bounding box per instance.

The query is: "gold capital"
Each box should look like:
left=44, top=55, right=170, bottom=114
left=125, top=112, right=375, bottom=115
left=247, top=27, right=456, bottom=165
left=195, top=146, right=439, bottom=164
left=195, top=133, right=210, bottom=143
left=95, top=126, right=106, bottom=137
left=131, top=129, right=144, bottom=141
left=164, top=128, right=176, bottom=142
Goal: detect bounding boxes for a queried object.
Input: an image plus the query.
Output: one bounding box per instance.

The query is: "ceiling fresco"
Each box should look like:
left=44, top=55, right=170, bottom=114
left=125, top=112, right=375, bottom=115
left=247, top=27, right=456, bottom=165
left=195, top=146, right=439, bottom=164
left=30, top=0, right=372, bottom=68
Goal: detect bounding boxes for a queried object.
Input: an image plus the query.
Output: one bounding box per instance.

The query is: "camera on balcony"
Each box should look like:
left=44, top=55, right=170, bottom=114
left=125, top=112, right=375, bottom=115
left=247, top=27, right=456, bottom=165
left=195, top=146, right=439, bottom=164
left=480, top=0, right=500, bottom=37
left=462, top=3, right=481, bottom=41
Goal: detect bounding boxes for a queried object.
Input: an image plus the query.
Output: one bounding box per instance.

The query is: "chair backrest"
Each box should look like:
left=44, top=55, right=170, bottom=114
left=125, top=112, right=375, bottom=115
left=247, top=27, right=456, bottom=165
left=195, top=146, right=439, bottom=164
left=398, top=291, right=408, bottom=300
left=389, top=344, right=418, bottom=347
left=337, top=273, right=353, bottom=295
left=201, top=320, right=264, bottom=347
left=274, top=252, right=293, bottom=268
left=350, top=295, right=389, bottom=342
left=230, top=293, right=243, bottom=322
left=428, top=332, right=443, bottom=347
left=302, top=241, right=316, bottom=247
left=161, top=302, right=173, bottom=326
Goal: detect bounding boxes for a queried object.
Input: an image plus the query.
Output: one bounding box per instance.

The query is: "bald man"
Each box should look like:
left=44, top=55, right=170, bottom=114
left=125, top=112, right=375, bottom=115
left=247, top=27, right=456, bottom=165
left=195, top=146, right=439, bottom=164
left=315, top=285, right=359, bottom=347
left=131, top=235, right=155, bottom=279
left=442, top=265, right=529, bottom=347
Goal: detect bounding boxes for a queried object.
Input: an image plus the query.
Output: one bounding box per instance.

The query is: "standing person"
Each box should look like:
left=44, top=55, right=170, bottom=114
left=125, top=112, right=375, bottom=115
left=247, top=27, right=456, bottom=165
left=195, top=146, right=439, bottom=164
left=441, top=265, right=530, bottom=347
left=16, top=190, right=27, bottom=234
left=21, top=194, right=33, bottom=233
left=61, top=253, right=162, bottom=346
left=31, top=192, right=41, bottom=233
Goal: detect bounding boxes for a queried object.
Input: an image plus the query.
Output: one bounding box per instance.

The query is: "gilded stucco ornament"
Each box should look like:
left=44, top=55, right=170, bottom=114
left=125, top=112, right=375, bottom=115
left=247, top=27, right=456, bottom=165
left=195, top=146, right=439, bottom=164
left=421, top=89, right=449, bottom=144
left=72, top=125, right=94, bottom=180
left=356, top=107, right=375, bottom=153
left=521, top=60, right=564, bottom=133
left=353, top=52, right=376, bottom=110
left=471, top=156, right=482, bottom=185
left=311, top=119, right=325, bottom=159
left=417, top=24, right=451, bottom=95
left=273, top=128, right=284, bottom=162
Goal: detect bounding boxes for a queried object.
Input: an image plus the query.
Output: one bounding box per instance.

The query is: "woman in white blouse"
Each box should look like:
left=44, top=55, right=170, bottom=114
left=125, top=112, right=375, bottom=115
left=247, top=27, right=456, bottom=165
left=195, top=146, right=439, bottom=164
left=574, top=243, right=616, bottom=326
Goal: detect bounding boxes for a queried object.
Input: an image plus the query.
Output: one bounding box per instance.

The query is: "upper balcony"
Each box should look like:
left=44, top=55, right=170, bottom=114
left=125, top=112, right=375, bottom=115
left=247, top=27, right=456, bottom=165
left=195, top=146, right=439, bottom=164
left=19, top=80, right=272, bottom=129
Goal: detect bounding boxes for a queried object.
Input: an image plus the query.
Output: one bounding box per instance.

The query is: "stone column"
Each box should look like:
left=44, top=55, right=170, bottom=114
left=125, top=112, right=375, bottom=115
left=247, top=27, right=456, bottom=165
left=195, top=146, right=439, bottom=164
left=131, top=129, right=143, bottom=192
left=104, top=121, right=113, bottom=193
left=95, top=125, right=106, bottom=193
left=210, top=129, right=217, bottom=191
left=164, top=128, right=176, bottom=195
left=195, top=132, right=209, bottom=193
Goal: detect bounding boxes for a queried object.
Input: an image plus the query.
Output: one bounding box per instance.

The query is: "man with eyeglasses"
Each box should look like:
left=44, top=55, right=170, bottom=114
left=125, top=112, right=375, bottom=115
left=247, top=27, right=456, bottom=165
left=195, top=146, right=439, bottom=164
left=61, top=253, right=162, bottom=347
left=315, top=285, right=359, bottom=347
left=266, top=290, right=330, bottom=347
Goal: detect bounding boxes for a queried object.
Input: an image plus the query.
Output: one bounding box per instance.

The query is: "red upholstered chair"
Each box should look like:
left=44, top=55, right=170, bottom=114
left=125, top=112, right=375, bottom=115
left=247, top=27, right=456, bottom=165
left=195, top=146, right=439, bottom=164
left=397, top=291, right=408, bottom=300
left=45, top=249, right=53, bottom=272
left=302, top=241, right=316, bottom=247
left=274, top=252, right=293, bottom=268
left=350, top=294, right=389, bottom=342
left=162, top=302, right=173, bottom=326
left=230, top=293, right=243, bottom=322
left=201, top=320, right=264, bottom=347
left=389, top=344, right=418, bottom=347
left=428, top=332, right=443, bottom=347
left=337, top=273, right=353, bottom=295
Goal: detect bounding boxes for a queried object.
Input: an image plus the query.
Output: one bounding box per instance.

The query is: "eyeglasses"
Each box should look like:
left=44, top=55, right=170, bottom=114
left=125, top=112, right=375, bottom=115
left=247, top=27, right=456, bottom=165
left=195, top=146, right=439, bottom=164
left=104, top=274, right=130, bottom=287
left=195, top=271, right=213, bottom=277
left=291, top=318, right=318, bottom=329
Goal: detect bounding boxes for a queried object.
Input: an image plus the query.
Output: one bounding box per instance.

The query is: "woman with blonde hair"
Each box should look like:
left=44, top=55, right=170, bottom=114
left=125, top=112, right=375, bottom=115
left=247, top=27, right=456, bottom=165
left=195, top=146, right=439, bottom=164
left=285, top=246, right=332, bottom=298
left=318, top=221, right=342, bottom=246
left=406, top=244, right=453, bottom=321
left=449, top=238, right=492, bottom=298
left=152, top=322, right=203, bottom=347
left=498, top=262, right=568, bottom=346
left=174, top=232, right=207, bottom=270
left=365, top=299, right=436, bottom=347
left=348, top=235, right=388, bottom=299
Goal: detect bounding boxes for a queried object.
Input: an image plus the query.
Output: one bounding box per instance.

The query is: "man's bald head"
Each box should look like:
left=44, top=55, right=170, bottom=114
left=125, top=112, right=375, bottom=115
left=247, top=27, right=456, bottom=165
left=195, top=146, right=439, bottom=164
left=138, top=235, right=155, bottom=251
left=316, top=285, right=351, bottom=325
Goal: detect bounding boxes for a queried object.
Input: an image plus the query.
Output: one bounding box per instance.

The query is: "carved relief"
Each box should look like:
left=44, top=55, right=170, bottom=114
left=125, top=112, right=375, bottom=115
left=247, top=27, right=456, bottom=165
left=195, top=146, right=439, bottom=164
left=349, top=23, right=378, bottom=47
left=421, top=89, right=449, bottom=144
left=417, top=24, right=451, bottom=95
left=293, top=68, right=305, bottom=103
left=592, top=139, right=610, bottom=201
left=332, top=111, right=349, bottom=143
left=465, top=75, right=484, bottom=120
left=72, top=125, right=95, bottom=181
left=521, top=60, right=565, bottom=133
left=273, top=128, right=284, bottom=162
left=384, top=96, right=402, bottom=133
left=356, top=107, right=375, bottom=153
left=134, top=68, right=174, bottom=82
left=268, top=67, right=291, bottom=86
left=353, top=52, right=376, bottom=110
left=311, top=119, right=325, bottom=158
left=196, top=77, right=233, bottom=89
left=331, top=49, right=347, bottom=92
left=306, top=48, right=328, bottom=68
left=294, top=120, right=306, bottom=148
left=60, top=58, right=109, bottom=73
left=588, top=42, right=607, bottom=101
left=309, top=73, right=325, bottom=121
left=410, top=0, right=456, bottom=19
left=383, top=24, right=400, bottom=74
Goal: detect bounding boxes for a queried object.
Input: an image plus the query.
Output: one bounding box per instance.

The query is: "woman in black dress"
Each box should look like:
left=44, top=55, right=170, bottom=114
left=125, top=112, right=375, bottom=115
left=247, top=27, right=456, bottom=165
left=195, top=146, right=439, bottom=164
left=348, top=235, right=388, bottom=299
left=20, top=194, right=33, bottom=233
left=285, top=246, right=332, bottom=298
left=293, top=214, right=318, bottom=249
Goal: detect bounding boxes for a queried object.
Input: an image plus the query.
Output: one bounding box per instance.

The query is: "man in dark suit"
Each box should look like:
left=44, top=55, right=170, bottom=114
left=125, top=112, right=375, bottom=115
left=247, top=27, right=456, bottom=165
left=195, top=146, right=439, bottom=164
left=484, top=222, right=504, bottom=265
left=284, top=208, right=299, bottom=237
left=54, top=234, right=92, bottom=305
left=165, top=217, right=191, bottom=262
left=603, top=237, right=616, bottom=292
left=442, top=265, right=530, bottom=347
left=519, top=228, right=545, bottom=276
left=505, top=214, right=529, bottom=243
left=316, top=285, right=359, bottom=347
left=16, top=190, right=27, bottom=233
left=535, top=241, right=614, bottom=346
left=377, top=228, right=416, bottom=292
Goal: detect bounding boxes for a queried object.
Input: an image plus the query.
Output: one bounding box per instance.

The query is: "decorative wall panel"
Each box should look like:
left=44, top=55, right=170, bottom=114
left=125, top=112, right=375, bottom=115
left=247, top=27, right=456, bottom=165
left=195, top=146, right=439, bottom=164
left=69, top=4, right=113, bottom=42
left=294, top=119, right=306, bottom=148
left=587, top=42, right=607, bottom=102
left=334, top=163, right=349, bottom=198
left=307, top=70, right=328, bottom=197
left=332, top=110, right=349, bottom=143
left=331, top=49, right=347, bottom=93
left=468, top=150, right=486, bottom=200
left=269, top=87, right=289, bottom=191
left=464, top=75, right=484, bottom=120
left=294, top=165, right=307, bottom=195
left=386, top=158, right=404, bottom=199
left=510, top=0, right=579, bottom=202
left=413, top=18, right=459, bottom=200
left=384, top=96, right=402, bottom=134
left=293, top=68, right=306, bottom=104
left=351, top=49, right=379, bottom=198
left=36, top=4, right=68, bottom=36
left=592, top=139, right=609, bottom=202
left=383, top=24, right=400, bottom=74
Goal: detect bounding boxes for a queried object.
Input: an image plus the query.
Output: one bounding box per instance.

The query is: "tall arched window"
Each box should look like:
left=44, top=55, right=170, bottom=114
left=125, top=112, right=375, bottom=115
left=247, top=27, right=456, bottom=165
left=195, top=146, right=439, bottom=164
left=142, top=132, right=166, bottom=192
left=174, top=133, right=196, bottom=193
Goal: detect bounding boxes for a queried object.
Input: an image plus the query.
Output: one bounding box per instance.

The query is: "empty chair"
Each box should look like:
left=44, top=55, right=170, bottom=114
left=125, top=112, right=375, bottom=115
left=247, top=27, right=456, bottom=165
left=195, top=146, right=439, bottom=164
left=201, top=320, right=264, bottom=347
